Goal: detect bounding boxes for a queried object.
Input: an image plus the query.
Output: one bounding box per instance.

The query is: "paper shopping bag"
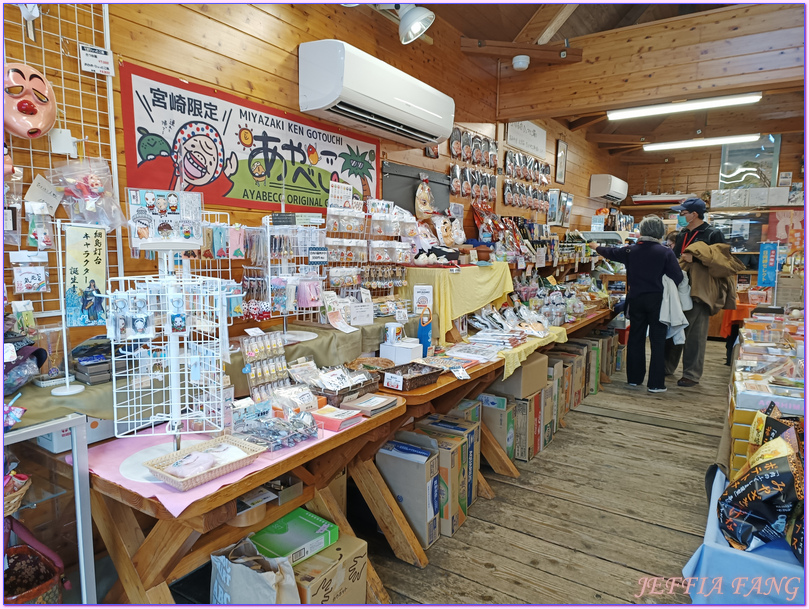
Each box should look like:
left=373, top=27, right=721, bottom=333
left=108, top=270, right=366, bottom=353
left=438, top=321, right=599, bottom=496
left=210, top=536, right=300, bottom=604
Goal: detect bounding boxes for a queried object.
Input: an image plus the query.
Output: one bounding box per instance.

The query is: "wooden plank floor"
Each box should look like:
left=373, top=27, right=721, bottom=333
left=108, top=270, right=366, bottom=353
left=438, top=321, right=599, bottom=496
left=363, top=340, right=730, bottom=604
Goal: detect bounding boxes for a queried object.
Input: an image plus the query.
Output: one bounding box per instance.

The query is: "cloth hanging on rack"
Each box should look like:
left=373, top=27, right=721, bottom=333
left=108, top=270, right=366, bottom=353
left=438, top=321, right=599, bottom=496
left=202, top=226, right=214, bottom=259
left=229, top=227, right=245, bottom=259
left=213, top=225, right=228, bottom=259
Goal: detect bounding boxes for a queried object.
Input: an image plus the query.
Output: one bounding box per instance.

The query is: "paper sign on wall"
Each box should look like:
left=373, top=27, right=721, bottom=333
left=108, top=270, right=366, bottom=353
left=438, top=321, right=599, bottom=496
left=64, top=226, right=107, bottom=327
left=506, top=121, right=547, bottom=159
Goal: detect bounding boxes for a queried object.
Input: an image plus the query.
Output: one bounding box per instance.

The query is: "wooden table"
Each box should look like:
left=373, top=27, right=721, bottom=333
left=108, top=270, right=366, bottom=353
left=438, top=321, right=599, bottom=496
left=90, top=400, right=406, bottom=605
left=354, top=359, right=515, bottom=570
left=562, top=309, right=613, bottom=336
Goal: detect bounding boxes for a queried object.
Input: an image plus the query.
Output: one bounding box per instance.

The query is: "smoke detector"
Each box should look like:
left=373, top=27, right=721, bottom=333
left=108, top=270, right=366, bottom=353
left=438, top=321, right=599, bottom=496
left=512, top=55, right=530, bottom=71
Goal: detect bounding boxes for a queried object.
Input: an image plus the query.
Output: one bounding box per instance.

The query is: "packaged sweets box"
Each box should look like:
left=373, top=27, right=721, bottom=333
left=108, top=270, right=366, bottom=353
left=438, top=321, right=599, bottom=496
left=251, top=507, right=339, bottom=565
left=293, top=534, right=368, bottom=604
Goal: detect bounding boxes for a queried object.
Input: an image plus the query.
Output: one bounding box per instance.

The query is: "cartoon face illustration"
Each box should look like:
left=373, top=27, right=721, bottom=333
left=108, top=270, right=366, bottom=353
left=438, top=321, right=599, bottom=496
left=167, top=193, right=178, bottom=212
left=181, top=222, right=192, bottom=239
left=440, top=219, right=454, bottom=245
left=251, top=161, right=266, bottom=185
left=87, top=174, right=103, bottom=192
left=156, top=197, right=168, bottom=215
left=172, top=121, right=225, bottom=187
left=144, top=191, right=156, bottom=211
left=158, top=221, right=173, bottom=238
left=3, top=63, right=56, bottom=139
left=136, top=126, right=170, bottom=161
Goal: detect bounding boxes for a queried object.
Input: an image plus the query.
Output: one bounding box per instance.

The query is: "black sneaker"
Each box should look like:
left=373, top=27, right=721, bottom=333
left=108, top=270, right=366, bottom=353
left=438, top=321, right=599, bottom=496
left=648, top=387, right=667, bottom=393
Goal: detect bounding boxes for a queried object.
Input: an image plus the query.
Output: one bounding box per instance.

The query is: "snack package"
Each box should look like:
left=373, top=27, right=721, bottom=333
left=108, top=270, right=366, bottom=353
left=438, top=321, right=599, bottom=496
left=471, top=170, right=481, bottom=201
left=718, top=427, right=804, bottom=552
left=449, top=164, right=461, bottom=196
left=488, top=139, right=498, bottom=168
left=488, top=174, right=497, bottom=203
left=472, top=135, right=483, bottom=165
left=480, top=138, right=490, bottom=168
left=518, top=182, right=528, bottom=208
left=415, top=173, right=436, bottom=219
left=461, top=131, right=472, bottom=163
left=451, top=217, right=466, bottom=245
left=505, top=150, right=515, bottom=178
left=4, top=166, right=23, bottom=246
left=49, top=158, right=124, bottom=232
left=449, top=127, right=462, bottom=159
left=432, top=215, right=455, bottom=247
left=480, top=173, right=490, bottom=201
left=503, top=180, right=513, bottom=206
left=785, top=503, right=804, bottom=562
left=461, top=167, right=472, bottom=199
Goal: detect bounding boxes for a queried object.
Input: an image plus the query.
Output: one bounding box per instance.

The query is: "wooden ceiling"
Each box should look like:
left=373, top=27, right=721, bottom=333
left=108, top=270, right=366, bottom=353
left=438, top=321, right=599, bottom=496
left=426, top=4, right=726, bottom=45
left=430, top=3, right=804, bottom=165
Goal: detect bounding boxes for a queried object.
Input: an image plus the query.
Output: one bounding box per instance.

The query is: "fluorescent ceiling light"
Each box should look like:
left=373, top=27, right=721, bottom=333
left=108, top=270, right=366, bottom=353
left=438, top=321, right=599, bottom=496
left=608, top=92, right=762, bottom=121
left=643, top=134, right=760, bottom=152
left=397, top=5, right=435, bottom=44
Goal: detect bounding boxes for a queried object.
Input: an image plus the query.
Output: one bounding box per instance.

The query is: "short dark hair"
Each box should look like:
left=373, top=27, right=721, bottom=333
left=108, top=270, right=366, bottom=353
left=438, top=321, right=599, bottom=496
left=665, top=231, right=678, bottom=244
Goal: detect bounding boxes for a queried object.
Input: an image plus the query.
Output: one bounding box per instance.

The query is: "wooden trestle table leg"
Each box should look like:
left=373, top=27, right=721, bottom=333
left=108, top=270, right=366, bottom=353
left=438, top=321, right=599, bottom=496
left=91, top=489, right=200, bottom=605
left=480, top=421, right=521, bottom=478
left=476, top=472, right=496, bottom=499
left=348, top=457, right=429, bottom=569
left=306, top=487, right=392, bottom=604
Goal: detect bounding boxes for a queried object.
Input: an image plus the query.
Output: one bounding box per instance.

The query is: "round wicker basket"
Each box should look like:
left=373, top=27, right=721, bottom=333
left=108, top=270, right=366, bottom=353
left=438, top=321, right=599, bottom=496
left=4, top=477, right=32, bottom=517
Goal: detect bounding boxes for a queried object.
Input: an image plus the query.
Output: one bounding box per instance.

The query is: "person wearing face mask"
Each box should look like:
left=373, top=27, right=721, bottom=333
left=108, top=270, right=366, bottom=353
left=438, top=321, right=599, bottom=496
left=664, top=198, right=728, bottom=387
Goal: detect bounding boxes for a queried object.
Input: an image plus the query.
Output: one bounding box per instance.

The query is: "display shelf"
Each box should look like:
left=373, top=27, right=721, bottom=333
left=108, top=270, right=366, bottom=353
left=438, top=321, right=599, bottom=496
left=562, top=309, right=612, bottom=335
left=18, top=473, right=69, bottom=511
left=4, top=413, right=97, bottom=604
left=710, top=206, right=803, bottom=213
left=619, top=203, right=682, bottom=212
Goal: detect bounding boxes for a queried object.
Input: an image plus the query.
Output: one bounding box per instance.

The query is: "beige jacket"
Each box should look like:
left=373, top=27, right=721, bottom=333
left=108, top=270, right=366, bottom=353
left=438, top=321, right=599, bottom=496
left=681, top=242, right=746, bottom=315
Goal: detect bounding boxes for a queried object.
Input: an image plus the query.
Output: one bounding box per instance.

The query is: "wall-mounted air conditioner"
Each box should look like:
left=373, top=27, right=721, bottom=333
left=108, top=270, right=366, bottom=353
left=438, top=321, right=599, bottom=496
left=590, top=174, right=629, bottom=203
left=298, top=40, right=455, bottom=147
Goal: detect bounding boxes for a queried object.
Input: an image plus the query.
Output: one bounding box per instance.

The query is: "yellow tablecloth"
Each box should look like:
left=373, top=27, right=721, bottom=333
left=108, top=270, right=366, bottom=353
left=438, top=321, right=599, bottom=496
left=402, top=262, right=514, bottom=345
left=498, top=326, right=568, bottom=380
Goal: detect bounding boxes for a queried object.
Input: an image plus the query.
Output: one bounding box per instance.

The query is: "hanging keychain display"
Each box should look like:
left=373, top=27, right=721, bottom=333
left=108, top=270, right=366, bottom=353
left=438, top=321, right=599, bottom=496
left=168, top=289, right=188, bottom=336
left=129, top=292, right=155, bottom=339
left=110, top=293, right=129, bottom=341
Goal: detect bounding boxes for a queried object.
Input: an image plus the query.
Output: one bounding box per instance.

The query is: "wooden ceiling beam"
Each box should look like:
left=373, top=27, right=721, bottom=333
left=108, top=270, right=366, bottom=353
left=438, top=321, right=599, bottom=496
left=588, top=133, right=654, bottom=144
left=652, top=117, right=805, bottom=142
left=460, top=38, right=583, bottom=64
left=610, top=146, right=645, bottom=157
left=620, top=155, right=676, bottom=165
left=568, top=113, right=608, bottom=132
left=513, top=4, right=579, bottom=45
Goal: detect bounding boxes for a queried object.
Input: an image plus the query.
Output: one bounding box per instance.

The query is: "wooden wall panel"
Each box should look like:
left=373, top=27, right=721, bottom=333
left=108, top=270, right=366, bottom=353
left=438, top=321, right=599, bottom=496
left=498, top=4, right=805, bottom=119
left=779, top=133, right=805, bottom=183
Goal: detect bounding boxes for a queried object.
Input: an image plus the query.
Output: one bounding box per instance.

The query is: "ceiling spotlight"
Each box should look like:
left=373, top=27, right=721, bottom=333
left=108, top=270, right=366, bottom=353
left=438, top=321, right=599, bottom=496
left=397, top=4, right=435, bottom=44
left=512, top=55, right=530, bottom=71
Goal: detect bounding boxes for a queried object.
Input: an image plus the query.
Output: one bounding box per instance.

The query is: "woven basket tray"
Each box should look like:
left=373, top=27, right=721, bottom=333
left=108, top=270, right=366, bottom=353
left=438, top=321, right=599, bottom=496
left=144, top=436, right=266, bottom=492
left=380, top=363, right=444, bottom=391
left=345, top=357, right=394, bottom=371
left=4, top=477, right=32, bottom=517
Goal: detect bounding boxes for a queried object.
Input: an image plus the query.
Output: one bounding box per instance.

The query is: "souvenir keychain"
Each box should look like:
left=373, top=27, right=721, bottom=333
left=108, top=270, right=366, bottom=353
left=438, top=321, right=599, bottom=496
left=168, top=290, right=187, bottom=335
left=111, top=293, right=129, bottom=341
left=129, top=294, right=153, bottom=338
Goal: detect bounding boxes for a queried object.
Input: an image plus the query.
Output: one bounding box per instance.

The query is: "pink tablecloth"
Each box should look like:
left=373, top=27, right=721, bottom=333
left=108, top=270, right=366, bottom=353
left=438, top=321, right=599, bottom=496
left=83, top=429, right=339, bottom=518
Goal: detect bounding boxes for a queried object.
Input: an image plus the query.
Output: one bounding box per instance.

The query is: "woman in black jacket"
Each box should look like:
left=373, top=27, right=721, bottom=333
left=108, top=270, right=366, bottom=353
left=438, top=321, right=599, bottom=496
left=589, top=216, right=683, bottom=393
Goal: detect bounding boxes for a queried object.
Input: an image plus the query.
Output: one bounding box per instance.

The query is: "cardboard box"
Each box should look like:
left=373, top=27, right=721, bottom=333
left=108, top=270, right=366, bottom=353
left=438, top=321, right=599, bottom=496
left=546, top=359, right=564, bottom=432
left=251, top=508, right=339, bottom=566
left=569, top=339, right=601, bottom=396
left=36, top=416, right=115, bottom=453
left=481, top=402, right=515, bottom=462
left=412, top=428, right=468, bottom=523
left=615, top=344, right=626, bottom=372
left=415, top=415, right=480, bottom=506
left=407, top=429, right=467, bottom=536
left=375, top=439, right=440, bottom=549
left=478, top=393, right=508, bottom=410
left=548, top=350, right=584, bottom=408
left=379, top=340, right=423, bottom=366
left=327, top=469, right=347, bottom=515
left=447, top=398, right=481, bottom=422
left=293, top=534, right=367, bottom=604
left=561, top=365, right=573, bottom=414
left=733, top=382, right=804, bottom=416
left=487, top=352, right=548, bottom=399
left=548, top=356, right=573, bottom=415
left=540, top=385, right=555, bottom=451
left=514, top=392, right=541, bottom=461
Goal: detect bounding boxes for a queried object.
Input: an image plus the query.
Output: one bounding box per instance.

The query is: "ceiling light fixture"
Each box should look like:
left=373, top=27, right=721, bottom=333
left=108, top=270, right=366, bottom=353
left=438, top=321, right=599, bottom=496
left=395, top=4, right=435, bottom=44
left=512, top=55, right=530, bottom=71
left=643, top=133, right=761, bottom=152
left=607, top=92, right=763, bottom=121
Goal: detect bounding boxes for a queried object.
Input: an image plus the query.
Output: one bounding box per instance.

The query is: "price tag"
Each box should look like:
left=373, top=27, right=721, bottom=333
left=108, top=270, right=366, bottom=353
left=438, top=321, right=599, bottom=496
left=79, top=44, right=115, bottom=76
left=307, top=247, right=328, bottom=265
left=395, top=309, right=409, bottom=324
left=450, top=366, right=470, bottom=380
left=517, top=256, right=526, bottom=270
left=24, top=175, right=62, bottom=215
left=272, top=212, right=296, bottom=226
left=535, top=248, right=546, bottom=267
left=244, top=327, right=266, bottom=337
left=349, top=302, right=374, bottom=326
left=359, top=288, right=372, bottom=303
left=4, top=343, right=17, bottom=363
left=383, top=373, right=404, bottom=391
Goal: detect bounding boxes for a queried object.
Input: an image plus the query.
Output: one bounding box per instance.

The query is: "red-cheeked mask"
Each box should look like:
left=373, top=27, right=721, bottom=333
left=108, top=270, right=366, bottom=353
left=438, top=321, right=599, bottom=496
left=4, top=63, right=56, bottom=139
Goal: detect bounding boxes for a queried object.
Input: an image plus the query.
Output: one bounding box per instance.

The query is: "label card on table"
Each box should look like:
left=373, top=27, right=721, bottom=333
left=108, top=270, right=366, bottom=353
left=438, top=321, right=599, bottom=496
left=244, top=327, right=265, bottom=337
left=360, top=288, right=372, bottom=304
left=349, top=302, right=373, bottom=326
left=383, top=373, right=404, bottom=391
left=395, top=308, right=409, bottom=324
left=517, top=256, right=526, bottom=270
left=451, top=366, right=470, bottom=380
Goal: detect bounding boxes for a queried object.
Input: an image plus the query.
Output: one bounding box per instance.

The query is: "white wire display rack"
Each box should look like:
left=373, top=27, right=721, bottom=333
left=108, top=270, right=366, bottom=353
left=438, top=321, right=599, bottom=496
left=3, top=4, right=125, bottom=320
left=107, top=260, right=230, bottom=440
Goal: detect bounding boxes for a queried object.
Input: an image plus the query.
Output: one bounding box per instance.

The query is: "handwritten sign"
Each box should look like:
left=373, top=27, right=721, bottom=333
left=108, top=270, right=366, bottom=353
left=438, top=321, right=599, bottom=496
left=506, top=121, right=547, bottom=159
left=64, top=226, right=107, bottom=327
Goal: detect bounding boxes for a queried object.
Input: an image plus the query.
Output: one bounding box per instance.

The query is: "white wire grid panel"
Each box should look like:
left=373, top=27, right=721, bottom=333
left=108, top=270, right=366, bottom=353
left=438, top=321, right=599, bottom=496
left=238, top=218, right=325, bottom=323
left=3, top=4, right=122, bottom=321
left=191, top=211, right=232, bottom=278
left=108, top=273, right=228, bottom=438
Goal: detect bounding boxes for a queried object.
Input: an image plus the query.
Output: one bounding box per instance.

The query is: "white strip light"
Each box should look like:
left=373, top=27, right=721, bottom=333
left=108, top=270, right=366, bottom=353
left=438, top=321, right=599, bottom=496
left=607, top=92, right=762, bottom=121
left=643, top=134, right=760, bottom=152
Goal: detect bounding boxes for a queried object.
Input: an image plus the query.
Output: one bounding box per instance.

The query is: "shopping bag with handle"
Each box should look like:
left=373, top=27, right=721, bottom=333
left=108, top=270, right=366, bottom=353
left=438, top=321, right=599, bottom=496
left=210, top=536, right=300, bottom=605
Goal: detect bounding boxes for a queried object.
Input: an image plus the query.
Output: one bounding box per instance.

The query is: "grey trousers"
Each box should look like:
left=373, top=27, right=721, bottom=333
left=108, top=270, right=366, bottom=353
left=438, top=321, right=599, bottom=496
left=664, top=300, right=712, bottom=382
